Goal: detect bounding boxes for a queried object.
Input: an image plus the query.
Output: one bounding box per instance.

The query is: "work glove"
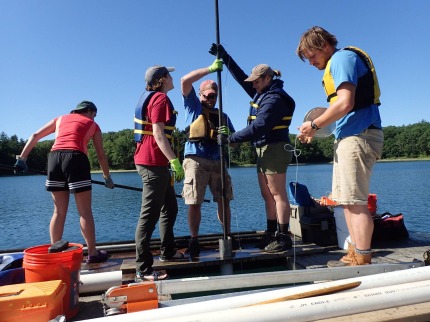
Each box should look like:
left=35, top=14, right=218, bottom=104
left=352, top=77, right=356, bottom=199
left=104, top=174, right=115, bottom=189
left=208, top=58, right=223, bottom=73
left=209, top=43, right=228, bottom=60
left=217, top=133, right=229, bottom=146
left=169, top=158, right=184, bottom=182
left=14, top=156, right=28, bottom=173
left=218, top=125, right=231, bottom=136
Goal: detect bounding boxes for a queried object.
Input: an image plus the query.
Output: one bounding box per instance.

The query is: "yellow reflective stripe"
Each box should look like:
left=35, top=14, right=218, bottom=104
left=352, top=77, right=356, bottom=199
left=134, top=129, right=153, bottom=135
left=250, top=101, right=259, bottom=108
left=134, top=117, right=151, bottom=125
left=165, top=125, right=175, bottom=130
left=272, top=125, right=289, bottom=130
left=134, top=129, right=172, bottom=139
left=248, top=116, right=291, bottom=121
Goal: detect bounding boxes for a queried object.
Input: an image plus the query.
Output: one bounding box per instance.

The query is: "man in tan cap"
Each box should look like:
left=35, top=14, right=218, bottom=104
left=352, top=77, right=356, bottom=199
left=181, top=59, right=236, bottom=260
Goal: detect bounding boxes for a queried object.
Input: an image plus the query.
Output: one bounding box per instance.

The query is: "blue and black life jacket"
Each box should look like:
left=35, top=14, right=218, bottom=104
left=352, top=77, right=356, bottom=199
left=134, top=91, right=177, bottom=143
left=247, top=88, right=293, bottom=131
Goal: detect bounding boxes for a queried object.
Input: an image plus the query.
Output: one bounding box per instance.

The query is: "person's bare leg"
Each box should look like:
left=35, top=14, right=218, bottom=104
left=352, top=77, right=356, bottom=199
left=257, top=173, right=276, bottom=221
left=188, top=204, right=202, bottom=238
left=74, top=190, right=98, bottom=256
left=265, top=173, right=289, bottom=225
left=347, top=204, right=373, bottom=250
left=50, top=191, right=70, bottom=243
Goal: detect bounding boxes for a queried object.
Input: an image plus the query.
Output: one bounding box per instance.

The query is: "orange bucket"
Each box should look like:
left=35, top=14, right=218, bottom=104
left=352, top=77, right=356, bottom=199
left=368, top=194, right=377, bottom=215
left=23, top=243, right=83, bottom=320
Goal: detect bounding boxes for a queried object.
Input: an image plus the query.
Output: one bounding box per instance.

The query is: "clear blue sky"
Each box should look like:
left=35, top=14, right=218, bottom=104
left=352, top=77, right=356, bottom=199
left=1, top=1, right=429, bottom=141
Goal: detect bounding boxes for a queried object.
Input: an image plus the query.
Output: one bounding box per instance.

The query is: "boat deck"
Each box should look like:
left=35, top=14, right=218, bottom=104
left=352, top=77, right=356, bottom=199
left=68, top=231, right=430, bottom=321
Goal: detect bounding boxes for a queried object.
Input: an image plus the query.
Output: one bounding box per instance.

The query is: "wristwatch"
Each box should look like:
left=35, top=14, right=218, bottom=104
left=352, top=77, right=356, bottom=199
left=311, top=121, right=321, bottom=131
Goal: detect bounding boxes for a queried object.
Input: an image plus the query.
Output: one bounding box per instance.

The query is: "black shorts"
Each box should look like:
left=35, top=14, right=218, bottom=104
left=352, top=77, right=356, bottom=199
left=46, top=150, right=92, bottom=193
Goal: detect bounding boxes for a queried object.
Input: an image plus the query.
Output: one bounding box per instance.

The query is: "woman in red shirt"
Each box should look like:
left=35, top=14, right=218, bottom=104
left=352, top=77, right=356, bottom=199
left=133, top=65, right=185, bottom=281
left=15, top=101, right=114, bottom=263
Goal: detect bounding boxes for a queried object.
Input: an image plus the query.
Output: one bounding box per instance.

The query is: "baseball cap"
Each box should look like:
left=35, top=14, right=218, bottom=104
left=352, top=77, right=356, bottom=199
left=145, top=65, right=175, bottom=85
left=71, top=100, right=97, bottom=113
left=244, top=64, right=274, bottom=82
left=199, top=80, right=218, bottom=95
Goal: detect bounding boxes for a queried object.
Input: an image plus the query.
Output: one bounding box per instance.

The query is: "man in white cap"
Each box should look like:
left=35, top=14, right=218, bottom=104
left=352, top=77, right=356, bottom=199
left=181, top=59, right=236, bottom=260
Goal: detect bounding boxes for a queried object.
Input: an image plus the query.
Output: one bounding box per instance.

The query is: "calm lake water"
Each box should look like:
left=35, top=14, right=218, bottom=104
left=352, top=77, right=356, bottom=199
left=1, top=161, right=429, bottom=251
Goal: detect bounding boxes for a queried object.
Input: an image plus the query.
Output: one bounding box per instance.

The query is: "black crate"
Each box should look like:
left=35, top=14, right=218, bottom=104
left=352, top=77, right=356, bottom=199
left=300, top=212, right=338, bottom=246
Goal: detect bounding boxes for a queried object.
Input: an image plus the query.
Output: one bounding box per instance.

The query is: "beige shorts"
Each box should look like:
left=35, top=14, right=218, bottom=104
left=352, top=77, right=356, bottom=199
left=256, top=141, right=293, bottom=174
left=182, top=156, right=234, bottom=204
left=332, top=129, right=383, bottom=205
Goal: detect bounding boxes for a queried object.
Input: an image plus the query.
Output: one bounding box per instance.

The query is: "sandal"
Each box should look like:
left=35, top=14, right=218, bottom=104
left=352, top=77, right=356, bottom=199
left=86, top=250, right=108, bottom=264
left=135, top=270, right=168, bottom=282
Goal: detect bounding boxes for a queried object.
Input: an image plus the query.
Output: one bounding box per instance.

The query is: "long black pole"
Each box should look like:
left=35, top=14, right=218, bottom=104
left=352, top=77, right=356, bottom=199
left=214, top=0, right=228, bottom=241
left=0, top=164, right=209, bottom=202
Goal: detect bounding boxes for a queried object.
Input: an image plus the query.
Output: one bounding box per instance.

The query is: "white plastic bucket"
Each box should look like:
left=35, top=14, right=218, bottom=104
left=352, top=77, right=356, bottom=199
left=333, top=207, right=350, bottom=249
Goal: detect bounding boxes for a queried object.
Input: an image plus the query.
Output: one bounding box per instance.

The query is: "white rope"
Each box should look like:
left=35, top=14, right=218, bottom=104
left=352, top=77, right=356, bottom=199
left=284, top=136, right=302, bottom=270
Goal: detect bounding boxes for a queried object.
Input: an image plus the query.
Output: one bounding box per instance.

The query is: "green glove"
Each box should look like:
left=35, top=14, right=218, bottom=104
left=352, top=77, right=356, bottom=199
left=218, top=126, right=231, bottom=136
left=208, top=58, right=223, bottom=73
left=169, top=158, right=184, bottom=182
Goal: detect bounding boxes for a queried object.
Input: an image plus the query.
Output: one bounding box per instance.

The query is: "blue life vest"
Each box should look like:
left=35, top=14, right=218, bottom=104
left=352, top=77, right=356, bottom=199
left=247, top=88, right=293, bottom=131
left=134, top=91, right=177, bottom=143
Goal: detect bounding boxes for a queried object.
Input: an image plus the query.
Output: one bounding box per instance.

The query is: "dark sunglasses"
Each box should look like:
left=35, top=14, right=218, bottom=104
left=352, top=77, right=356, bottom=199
left=200, top=93, right=217, bottom=100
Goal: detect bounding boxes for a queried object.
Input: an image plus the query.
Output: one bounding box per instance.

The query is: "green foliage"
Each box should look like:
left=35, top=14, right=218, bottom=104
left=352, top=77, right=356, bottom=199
left=1, top=120, right=429, bottom=172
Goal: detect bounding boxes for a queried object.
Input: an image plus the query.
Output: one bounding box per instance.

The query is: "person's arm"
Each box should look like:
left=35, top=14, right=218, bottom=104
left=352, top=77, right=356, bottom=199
left=181, top=59, right=223, bottom=97
left=152, top=122, right=177, bottom=161
left=18, top=119, right=57, bottom=159
left=298, top=82, right=355, bottom=142
left=92, top=130, right=111, bottom=179
left=313, top=82, right=355, bottom=129
left=209, top=43, right=255, bottom=98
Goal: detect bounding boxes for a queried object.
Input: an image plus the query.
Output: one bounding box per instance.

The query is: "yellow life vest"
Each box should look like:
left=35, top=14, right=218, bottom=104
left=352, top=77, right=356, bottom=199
left=322, top=46, right=381, bottom=109
left=187, top=107, right=225, bottom=143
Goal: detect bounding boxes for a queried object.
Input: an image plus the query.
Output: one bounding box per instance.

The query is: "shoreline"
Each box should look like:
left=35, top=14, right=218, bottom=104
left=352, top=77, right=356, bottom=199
left=93, top=157, right=430, bottom=173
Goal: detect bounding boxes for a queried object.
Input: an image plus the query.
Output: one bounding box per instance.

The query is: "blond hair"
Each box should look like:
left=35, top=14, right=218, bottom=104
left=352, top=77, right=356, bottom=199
left=296, top=26, right=338, bottom=61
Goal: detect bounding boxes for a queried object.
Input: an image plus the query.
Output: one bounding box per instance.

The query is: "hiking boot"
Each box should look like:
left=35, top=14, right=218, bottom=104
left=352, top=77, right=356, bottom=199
left=159, top=251, right=187, bottom=262
left=328, top=250, right=371, bottom=267
left=264, top=232, right=293, bottom=253
left=327, top=243, right=355, bottom=267
left=351, top=252, right=372, bottom=265
left=258, top=231, right=276, bottom=249
left=185, top=239, right=200, bottom=259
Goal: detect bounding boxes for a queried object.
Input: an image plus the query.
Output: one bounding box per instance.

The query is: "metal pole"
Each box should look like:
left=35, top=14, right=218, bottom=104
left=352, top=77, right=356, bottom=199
left=214, top=0, right=233, bottom=264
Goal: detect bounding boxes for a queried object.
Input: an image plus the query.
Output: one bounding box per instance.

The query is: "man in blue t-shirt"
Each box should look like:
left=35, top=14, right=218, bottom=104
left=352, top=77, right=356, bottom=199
left=181, top=59, right=236, bottom=259
left=296, top=26, right=384, bottom=267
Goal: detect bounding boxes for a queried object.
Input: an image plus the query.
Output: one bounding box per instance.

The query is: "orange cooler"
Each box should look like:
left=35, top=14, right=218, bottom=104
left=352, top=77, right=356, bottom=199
left=0, top=280, right=65, bottom=322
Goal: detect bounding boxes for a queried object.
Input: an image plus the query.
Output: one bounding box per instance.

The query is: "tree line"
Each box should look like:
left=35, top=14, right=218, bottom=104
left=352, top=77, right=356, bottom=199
left=1, top=120, right=429, bottom=173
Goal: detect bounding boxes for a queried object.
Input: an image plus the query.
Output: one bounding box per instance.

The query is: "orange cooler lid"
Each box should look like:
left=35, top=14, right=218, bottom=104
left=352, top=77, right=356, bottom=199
left=0, top=280, right=65, bottom=320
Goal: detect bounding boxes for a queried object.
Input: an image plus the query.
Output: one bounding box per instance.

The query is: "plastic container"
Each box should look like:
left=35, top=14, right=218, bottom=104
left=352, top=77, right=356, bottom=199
left=23, top=243, right=83, bottom=320
left=299, top=213, right=338, bottom=246
left=334, top=207, right=350, bottom=249
left=0, top=279, right=65, bottom=322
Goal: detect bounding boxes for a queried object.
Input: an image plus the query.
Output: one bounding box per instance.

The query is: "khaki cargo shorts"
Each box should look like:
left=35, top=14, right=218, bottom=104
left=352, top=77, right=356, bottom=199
left=332, top=129, right=383, bottom=205
left=182, top=156, right=234, bottom=204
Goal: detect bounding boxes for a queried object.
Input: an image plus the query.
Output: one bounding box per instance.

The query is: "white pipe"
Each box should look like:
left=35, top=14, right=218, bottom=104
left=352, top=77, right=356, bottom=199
left=154, top=279, right=430, bottom=322
left=80, top=271, right=122, bottom=294
left=79, top=266, right=430, bottom=322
